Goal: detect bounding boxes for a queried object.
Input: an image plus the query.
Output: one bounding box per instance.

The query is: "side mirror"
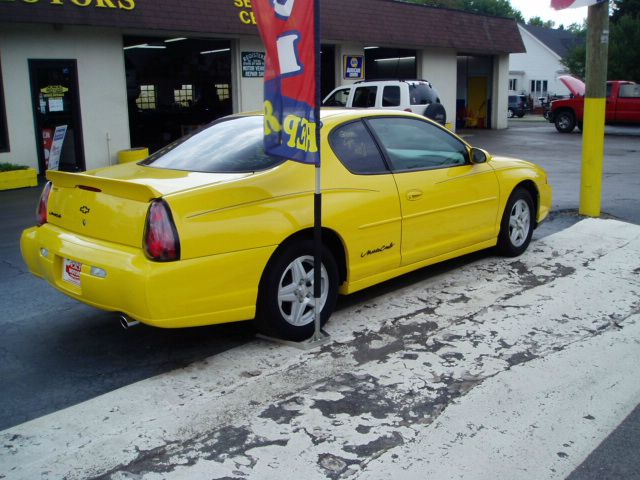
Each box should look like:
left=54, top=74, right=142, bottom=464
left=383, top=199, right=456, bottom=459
left=470, top=147, right=489, bottom=164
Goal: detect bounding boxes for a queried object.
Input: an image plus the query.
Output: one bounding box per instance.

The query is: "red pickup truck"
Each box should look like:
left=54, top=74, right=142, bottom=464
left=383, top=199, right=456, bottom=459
left=549, top=76, right=640, bottom=133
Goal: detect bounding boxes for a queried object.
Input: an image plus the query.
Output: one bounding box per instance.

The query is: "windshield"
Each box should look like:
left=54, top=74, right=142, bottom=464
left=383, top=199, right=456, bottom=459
left=141, top=115, right=282, bottom=173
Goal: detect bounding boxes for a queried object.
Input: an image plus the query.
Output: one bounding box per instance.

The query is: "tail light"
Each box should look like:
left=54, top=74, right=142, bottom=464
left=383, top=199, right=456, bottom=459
left=36, top=181, right=53, bottom=226
left=144, top=199, right=180, bottom=261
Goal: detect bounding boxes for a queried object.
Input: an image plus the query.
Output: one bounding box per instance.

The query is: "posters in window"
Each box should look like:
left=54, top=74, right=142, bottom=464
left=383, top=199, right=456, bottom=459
left=48, top=125, right=68, bottom=171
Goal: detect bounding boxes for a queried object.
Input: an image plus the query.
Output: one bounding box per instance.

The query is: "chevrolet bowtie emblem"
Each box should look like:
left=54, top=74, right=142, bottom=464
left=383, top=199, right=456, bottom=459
left=80, top=206, right=90, bottom=214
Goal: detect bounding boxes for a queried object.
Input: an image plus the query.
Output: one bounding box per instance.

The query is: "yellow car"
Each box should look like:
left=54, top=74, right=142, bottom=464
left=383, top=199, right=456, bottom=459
left=21, top=110, right=551, bottom=341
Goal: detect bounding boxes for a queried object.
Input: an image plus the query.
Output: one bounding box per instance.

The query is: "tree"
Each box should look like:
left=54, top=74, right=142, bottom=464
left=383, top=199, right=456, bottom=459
left=397, top=0, right=524, bottom=21
left=608, top=13, right=640, bottom=80
left=460, top=0, right=524, bottom=20
left=561, top=34, right=587, bottom=79
left=561, top=1, right=640, bottom=81
left=611, top=0, right=640, bottom=20
left=399, top=0, right=462, bottom=7
left=528, top=16, right=556, bottom=28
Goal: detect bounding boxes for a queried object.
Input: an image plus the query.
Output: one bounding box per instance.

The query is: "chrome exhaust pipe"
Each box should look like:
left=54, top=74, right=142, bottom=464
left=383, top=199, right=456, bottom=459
left=119, top=313, right=140, bottom=329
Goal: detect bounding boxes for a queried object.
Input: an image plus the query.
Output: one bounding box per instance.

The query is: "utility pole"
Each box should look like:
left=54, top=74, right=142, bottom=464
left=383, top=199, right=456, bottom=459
left=579, top=1, right=609, bottom=217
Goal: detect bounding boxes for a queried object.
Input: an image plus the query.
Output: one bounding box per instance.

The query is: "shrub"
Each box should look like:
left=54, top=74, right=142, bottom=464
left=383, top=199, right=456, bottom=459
left=0, top=163, right=29, bottom=172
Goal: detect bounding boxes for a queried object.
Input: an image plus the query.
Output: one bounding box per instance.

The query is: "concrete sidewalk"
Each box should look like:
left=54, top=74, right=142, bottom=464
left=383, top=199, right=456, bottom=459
left=1, top=218, right=640, bottom=480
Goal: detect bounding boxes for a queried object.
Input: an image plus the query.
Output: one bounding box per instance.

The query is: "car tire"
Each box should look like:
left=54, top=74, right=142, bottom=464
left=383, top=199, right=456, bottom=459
left=255, top=239, right=338, bottom=341
left=517, top=112, right=525, bottom=118
left=554, top=110, right=576, bottom=133
left=424, top=103, right=447, bottom=125
left=497, top=188, right=535, bottom=257
left=507, top=108, right=515, bottom=118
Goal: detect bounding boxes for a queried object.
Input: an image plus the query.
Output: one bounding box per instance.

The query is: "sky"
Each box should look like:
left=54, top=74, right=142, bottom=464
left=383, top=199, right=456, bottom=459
left=509, top=0, right=589, bottom=27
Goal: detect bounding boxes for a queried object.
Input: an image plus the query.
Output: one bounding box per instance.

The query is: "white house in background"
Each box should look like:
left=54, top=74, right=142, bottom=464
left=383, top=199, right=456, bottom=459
left=509, top=24, right=582, bottom=106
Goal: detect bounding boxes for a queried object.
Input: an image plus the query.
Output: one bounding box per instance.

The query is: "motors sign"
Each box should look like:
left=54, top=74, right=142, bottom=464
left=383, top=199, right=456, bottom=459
left=0, top=0, right=135, bottom=10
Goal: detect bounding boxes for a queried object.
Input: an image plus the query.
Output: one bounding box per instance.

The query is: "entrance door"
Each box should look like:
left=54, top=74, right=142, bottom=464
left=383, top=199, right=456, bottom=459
left=29, top=60, right=85, bottom=172
left=467, top=76, right=488, bottom=129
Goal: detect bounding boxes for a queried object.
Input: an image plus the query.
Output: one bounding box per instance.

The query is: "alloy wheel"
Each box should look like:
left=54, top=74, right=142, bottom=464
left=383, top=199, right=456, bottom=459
left=508, top=199, right=531, bottom=248
left=277, top=255, right=328, bottom=326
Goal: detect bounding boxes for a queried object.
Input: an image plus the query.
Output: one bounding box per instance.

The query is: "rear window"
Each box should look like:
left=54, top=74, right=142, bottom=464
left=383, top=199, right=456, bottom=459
left=141, top=115, right=282, bottom=173
left=619, top=83, right=640, bottom=98
left=409, top=83, right=438, bottom=105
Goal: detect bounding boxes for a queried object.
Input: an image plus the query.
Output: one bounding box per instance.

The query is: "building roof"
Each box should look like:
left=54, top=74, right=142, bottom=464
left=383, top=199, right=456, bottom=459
left=0, top=0, right=525, bottom=55
left=519, top=24, right=582, bottom=58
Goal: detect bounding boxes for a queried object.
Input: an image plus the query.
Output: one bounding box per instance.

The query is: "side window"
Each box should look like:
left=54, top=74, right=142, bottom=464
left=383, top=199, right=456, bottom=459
left=323, top=88, right=351, bottom=107
left=607, top=83, right=613, bottom=98
left=367, top=117, right=469, bottom=171
left=619, top=83, right=640, bottom=98
left=329, top=120, right=388, bottom=174
left=382, top=86, right=401, bottom=107
left=352, top=86, right=377, bottom=108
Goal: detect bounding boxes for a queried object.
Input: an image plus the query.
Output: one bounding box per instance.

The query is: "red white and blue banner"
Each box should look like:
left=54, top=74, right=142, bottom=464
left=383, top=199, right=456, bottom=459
left=252, top=0, right=320, bottom=165
left=551, top=0, right=607, bottom=9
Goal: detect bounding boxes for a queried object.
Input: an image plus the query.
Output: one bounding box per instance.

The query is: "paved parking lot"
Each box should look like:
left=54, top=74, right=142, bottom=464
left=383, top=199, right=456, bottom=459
left=2, top=218, right=640, bottom=480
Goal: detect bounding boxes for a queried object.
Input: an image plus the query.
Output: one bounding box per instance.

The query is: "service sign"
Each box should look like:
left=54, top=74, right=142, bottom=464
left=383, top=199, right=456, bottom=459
left=252, top=0, right=319, bottom=165
left=343, top=55, right=364, bottom=80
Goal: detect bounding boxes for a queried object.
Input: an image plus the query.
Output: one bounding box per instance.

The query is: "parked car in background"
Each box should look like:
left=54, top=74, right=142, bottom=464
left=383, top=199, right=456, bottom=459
left=21, top=109, right=551, bottom=341
left=322, top=79, right=447, bottom=125
left=549, top=75, right=640, bottom=133
left=508, top=94, right=527, bottom=118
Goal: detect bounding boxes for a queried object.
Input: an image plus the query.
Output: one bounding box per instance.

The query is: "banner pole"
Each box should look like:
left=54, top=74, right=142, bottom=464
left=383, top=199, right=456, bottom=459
left=310, top=0, right=328, bottom=344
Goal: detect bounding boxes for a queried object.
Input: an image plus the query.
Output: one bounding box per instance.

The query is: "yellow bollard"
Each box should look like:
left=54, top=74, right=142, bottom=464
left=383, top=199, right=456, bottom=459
left=118, top=147, right=149, bottom=164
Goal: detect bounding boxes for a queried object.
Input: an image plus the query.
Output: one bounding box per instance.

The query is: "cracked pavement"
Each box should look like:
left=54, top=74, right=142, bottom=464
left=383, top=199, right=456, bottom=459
left=1, top=218, right=640, bottom=480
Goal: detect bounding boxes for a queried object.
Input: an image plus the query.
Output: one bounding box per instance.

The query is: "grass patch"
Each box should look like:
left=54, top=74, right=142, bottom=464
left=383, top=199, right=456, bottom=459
left=0, top=163, right=29, bottom=172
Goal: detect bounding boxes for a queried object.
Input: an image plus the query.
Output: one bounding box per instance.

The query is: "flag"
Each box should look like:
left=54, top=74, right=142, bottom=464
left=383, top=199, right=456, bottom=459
left=551, top=0, right=607, bottom=9
left=252, top=0, right=320, bottom=165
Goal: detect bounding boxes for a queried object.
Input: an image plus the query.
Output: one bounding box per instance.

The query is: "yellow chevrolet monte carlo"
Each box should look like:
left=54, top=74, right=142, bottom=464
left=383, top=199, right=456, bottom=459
left=21, top=109, right=551, bottom=341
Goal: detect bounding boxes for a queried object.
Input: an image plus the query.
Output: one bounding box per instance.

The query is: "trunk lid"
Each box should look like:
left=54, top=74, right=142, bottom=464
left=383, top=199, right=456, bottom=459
left=45, top=163, right=252, bottom=248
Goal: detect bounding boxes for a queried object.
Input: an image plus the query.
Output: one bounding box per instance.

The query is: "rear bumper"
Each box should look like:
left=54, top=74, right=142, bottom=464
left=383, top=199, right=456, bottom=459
left=21, top=224, right=275, bottom=328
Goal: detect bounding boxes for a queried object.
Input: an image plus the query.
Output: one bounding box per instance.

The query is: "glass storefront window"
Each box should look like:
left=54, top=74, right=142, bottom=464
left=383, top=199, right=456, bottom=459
left=136, top=84, right=156, bottom=110
left=174, top=84, right=193, bottom=107
left=124, top=36, right=232, bottom=153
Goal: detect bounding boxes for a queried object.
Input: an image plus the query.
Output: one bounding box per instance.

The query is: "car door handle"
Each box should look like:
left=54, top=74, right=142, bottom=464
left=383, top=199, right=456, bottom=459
left=406, top=190, right=423, bottom=201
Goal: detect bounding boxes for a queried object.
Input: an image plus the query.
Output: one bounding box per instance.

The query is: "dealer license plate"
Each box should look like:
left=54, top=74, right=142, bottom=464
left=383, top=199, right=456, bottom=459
left=62, top=258, right=82, bottom=287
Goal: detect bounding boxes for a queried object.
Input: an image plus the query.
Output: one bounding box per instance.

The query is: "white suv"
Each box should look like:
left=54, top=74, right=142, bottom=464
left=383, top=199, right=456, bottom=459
left=322, top=79, right=447, bottom=125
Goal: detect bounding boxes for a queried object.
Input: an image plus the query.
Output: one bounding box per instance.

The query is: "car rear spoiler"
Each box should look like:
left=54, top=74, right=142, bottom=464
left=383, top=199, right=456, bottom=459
left=46, top=170, right=162, bottom=203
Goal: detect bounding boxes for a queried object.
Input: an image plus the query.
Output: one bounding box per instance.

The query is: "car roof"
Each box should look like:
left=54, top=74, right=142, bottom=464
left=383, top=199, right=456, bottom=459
left=353, top=79, right=432, bottom=85
left=319, top=108, right=421, bottom=121
left=238, top=108, right=424, bottom=122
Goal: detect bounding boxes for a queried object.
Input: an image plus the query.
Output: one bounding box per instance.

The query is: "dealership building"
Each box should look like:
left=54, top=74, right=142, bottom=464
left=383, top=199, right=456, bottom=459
left=0, top=0, right=524, bottom=174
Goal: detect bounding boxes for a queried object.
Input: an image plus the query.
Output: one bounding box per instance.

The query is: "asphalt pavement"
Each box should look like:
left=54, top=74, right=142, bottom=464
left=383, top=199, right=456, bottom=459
left=2, top=217, right=639, bottom=480
left=1, top=118, right=639, bottom=479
